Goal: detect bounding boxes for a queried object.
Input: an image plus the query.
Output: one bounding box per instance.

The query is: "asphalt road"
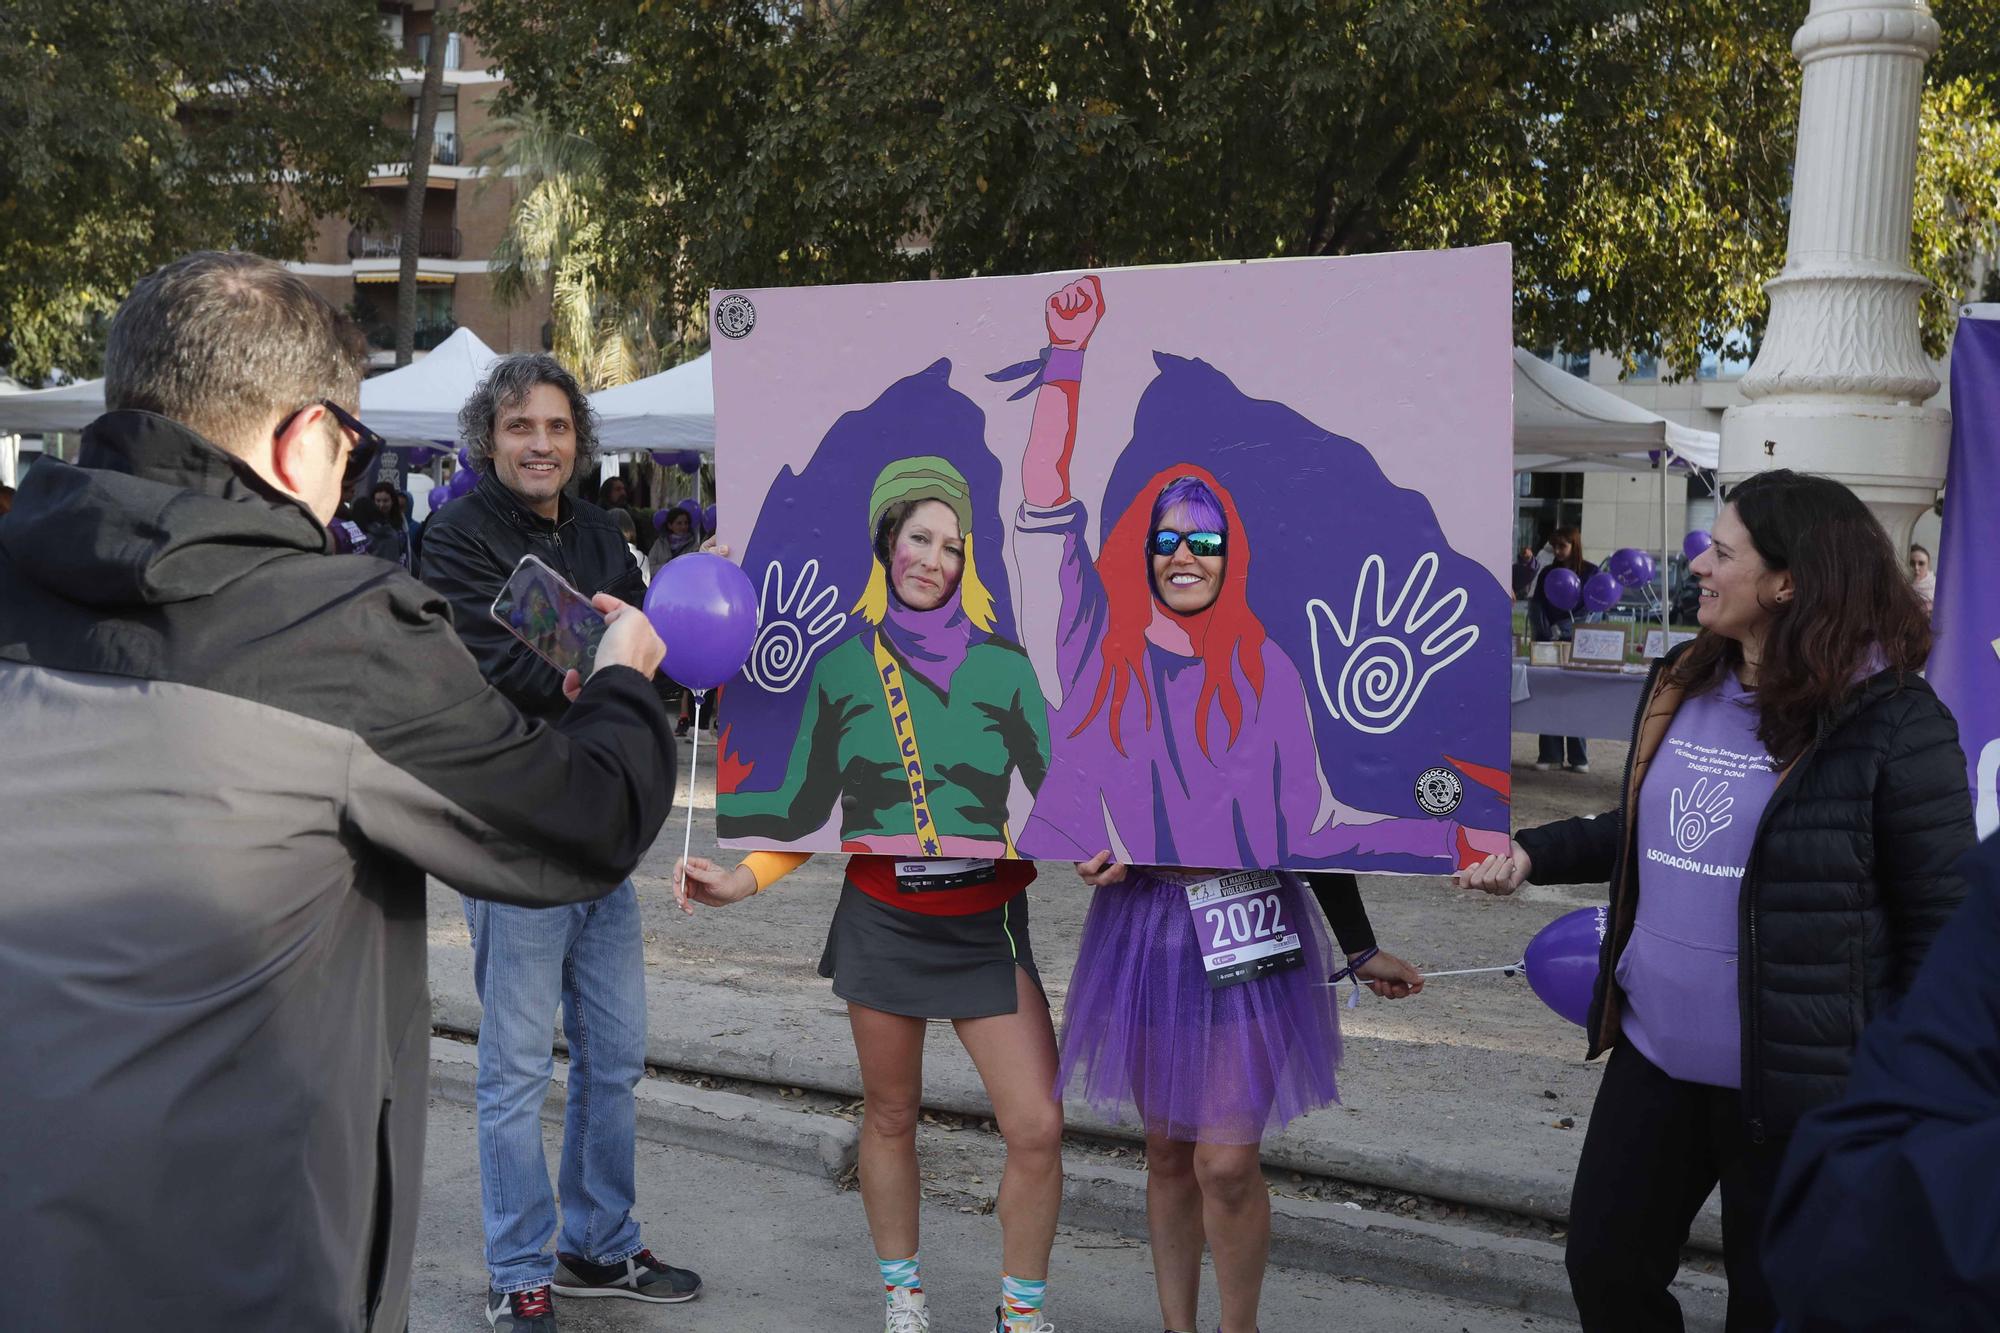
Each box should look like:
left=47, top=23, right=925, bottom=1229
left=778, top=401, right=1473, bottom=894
left=412, top=1094, right=1582, bottom=1333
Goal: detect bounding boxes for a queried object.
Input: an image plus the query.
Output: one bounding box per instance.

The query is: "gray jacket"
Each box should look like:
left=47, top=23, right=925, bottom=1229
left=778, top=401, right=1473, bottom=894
left=0, top=411, right=676, bottom=1331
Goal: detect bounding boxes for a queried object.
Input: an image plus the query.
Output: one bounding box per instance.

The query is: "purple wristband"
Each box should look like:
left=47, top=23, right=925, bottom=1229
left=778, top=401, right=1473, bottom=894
left=1044, top=347, right=1085, bottom=384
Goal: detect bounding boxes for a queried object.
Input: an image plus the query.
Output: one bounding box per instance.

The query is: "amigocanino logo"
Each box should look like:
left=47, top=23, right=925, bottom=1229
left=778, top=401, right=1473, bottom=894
left=1646, top=847, right=1748, bottom=878
left=714, top=293, right=756, bottom=339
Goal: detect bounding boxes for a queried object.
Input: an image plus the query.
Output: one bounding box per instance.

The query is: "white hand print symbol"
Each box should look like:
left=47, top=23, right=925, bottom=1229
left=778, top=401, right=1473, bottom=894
left=743, top=559, right=846, bottom=694
left=1306, top=552, right=1480, bottom=735
left=1670, top=778, right=1735, bottom=854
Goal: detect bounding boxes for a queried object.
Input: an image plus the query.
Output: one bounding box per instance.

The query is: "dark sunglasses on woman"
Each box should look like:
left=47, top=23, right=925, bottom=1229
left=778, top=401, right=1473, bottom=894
left=1149, top=529, right=1226, bottom=558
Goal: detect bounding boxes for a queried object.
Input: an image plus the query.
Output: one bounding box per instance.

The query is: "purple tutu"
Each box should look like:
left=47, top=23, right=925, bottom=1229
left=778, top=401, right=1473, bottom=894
left=1055, top=869, right=1342, bottom=1144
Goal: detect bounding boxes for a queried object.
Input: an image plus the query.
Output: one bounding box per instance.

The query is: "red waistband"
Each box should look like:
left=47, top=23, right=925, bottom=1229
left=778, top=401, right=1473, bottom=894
left=845, top=855, right=1038, bottom=916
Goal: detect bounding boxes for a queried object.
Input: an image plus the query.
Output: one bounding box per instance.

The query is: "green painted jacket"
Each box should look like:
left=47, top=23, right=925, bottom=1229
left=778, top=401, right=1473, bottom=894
left=719, top=632, right=1051, bottom=848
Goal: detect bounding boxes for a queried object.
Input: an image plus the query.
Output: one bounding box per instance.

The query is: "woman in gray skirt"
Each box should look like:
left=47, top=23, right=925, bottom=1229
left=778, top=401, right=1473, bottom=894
left=676, top=474, right=1062, bottom=1333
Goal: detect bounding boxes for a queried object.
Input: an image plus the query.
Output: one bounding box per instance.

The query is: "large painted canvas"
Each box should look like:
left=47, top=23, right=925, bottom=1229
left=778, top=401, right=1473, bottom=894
left=713, top=248, right=1514, bottom=875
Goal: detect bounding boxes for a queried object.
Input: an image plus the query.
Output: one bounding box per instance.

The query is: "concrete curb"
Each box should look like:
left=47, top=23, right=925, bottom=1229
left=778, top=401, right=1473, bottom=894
left=428, top=1037, right=859, bottom=1180
left=1059, top=1160, right=1727, bottom=1330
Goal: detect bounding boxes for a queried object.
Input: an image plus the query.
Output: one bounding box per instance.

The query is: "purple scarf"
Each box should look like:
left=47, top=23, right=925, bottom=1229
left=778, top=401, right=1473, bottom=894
left=880, top=586, right=981, bottom=694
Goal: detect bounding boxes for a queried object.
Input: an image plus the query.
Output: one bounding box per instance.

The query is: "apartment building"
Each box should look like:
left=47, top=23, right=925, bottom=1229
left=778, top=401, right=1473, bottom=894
left=287, top=2, right=549, bottom=369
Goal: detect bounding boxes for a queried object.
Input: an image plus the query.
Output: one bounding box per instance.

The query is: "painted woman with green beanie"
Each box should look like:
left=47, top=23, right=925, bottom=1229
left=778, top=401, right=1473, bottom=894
left=686, top=456, right=1064, bottom=1333
left=719, top=454, right=1051, bottom=858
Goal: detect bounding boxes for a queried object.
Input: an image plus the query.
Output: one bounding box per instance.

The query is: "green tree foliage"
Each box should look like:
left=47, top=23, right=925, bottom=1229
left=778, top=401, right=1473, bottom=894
left=468, top=1, right=1998, bottom=373
left=0, top=0, right=400, bottom=384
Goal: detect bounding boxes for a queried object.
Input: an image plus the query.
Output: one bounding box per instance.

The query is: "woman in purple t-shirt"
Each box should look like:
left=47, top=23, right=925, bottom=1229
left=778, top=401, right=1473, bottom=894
left=1459, top=470, right=1975, bottom=1331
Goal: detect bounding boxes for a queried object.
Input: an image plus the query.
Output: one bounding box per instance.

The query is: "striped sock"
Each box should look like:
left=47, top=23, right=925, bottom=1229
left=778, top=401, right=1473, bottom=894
left=1000, top=1273, right=1047, bottom=1330
left=879, top=1253, right=921, bottom=1301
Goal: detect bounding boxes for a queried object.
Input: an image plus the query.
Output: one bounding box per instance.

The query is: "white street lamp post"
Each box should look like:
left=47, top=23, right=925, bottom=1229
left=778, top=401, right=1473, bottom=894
left=1720, top=0, right=1949, bottom=545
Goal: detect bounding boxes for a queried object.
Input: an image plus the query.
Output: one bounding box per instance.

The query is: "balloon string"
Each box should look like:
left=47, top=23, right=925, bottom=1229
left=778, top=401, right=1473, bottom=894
left=1318, top=960, right=1526, bottom=989
left=680, top=692, right=703, bottom=874
left=1422, top=962, right=1526, bottom=978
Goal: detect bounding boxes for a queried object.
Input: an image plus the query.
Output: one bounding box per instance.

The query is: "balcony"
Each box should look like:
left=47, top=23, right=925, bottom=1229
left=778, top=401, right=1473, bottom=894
left=431, top=130, right=459, bottom=166
left=348, top=226, right=464, bottom=260
left=361, top=320, right=459, bottom=353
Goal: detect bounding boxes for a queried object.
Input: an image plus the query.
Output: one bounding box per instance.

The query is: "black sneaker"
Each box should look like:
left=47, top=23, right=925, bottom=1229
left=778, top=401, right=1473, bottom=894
left=486, top=1285, right=558, bottom=1331
left=553, top=1248, right=702, bottom=1303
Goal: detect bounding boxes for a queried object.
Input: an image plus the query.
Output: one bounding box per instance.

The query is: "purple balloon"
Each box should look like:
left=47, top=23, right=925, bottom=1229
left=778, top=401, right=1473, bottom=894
left=449, top=468, right=476, bottom=499
left=643, top=553, right=756, bottom=691
left=1524, top=905, right=1607, bottom=1027
left=1624, top=551, right=1657, bottom=586
left=652, top=508, right=672, bottom=531
left=456, top=445, right=472, bottom=470
left=1682, top=529, right=1713, bottom=560
left=1542, top=566, right=1582, bottom=611
left=1604, top=548, right=1641, bottom=583
left=676, top=451, right=703, bottom=475
left=702, top=504, right=717, bottom=536
left=650, top=451, right=673, bottom=466
left=1582, top=570, right=1623, bottom=614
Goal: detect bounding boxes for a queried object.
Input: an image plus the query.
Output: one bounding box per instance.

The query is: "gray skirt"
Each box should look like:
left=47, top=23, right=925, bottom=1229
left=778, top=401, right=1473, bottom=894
left=818, top=879, right=1044, bottom=1020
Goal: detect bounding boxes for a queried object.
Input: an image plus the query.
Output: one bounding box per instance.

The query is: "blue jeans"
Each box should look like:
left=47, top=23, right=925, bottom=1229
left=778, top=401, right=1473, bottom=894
left=462, top=882, right=647, bottom=1294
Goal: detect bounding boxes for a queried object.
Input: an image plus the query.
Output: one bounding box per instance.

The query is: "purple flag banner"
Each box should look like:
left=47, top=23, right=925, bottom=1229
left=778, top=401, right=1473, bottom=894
left=1931, top=312, right=2000, bottom=839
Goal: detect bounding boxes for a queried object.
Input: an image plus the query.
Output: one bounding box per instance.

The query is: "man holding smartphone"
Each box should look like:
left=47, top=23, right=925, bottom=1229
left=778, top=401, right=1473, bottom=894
left=419, top=355, right=699, bottom=1332
left=0, top=254, right=677, bottom=1332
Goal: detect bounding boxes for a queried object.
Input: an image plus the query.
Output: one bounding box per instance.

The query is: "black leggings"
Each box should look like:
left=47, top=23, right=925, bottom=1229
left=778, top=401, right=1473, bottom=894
left=1566, top=1043, right=1787, bottom=1332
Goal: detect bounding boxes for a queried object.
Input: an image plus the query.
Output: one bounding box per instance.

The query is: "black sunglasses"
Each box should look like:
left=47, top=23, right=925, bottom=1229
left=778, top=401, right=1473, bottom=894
left=278, top=398, right=385, bottom=489
left=1149, top=528, right=1226, bottom=559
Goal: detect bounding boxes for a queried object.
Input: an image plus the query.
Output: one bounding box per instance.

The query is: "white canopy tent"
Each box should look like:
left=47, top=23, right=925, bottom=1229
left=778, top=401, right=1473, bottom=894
left=591, top=353, right=715, bottom=454
left=357, top=327, right=500, bottom=444
left=0, top=378, right=107, bottom=436
left=1510, top=348, right=1719, bottom=632
left=0, top=327, right=505, bottom=445
left=1511, top=348, right=1719, bottom=473
left=0, top=343, right=1703, bottom=467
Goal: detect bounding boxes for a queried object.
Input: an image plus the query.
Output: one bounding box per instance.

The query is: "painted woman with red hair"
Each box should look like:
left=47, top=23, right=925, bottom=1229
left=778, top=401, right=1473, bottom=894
left=1010, top=277, right=1469, bottom=871
left=1007, top=276, right=1464, bottom=1333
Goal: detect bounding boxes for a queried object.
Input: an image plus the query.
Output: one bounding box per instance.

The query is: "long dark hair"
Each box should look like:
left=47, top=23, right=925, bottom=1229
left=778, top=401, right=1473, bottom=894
left=1668, top=470, right=1930, bottom=761
left=1549, top=526, right=1585, bottom=575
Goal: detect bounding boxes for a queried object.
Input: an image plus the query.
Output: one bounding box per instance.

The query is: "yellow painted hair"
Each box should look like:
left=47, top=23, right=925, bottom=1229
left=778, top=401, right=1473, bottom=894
left=855, top=532, right=996, bottom=632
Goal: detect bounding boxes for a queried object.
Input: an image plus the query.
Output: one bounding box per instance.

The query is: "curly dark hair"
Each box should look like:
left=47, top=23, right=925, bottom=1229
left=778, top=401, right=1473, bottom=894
left=458, top=353, right=599, bottom=478
left=1668, top=469, right=1931, bottom=762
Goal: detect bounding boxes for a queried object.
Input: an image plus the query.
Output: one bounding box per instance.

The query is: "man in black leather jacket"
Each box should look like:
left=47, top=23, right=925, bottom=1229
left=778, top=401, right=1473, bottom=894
left=420, top=389, right=646, bottom=723
left=419, top=356, right=701, bottom=1332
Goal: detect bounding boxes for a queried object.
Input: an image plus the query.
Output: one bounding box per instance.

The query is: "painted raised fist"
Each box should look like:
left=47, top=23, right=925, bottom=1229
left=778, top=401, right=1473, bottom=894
left=1045, top=276, right=1106, bottom=350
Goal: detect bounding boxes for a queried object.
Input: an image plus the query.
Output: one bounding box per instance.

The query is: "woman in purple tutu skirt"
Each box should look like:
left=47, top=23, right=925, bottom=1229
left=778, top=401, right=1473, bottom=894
left=1007, top=277, right=1428, bottom=1333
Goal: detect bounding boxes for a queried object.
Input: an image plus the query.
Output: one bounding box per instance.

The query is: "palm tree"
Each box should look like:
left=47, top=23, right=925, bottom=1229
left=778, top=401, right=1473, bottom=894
left=478, top=115, right=664, bottom=390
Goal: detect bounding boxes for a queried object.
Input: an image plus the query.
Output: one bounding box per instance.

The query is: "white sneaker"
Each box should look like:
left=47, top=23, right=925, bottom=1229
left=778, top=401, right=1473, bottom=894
left=887, top=1287, right=931, bottom=1333
left=1533, top=761, right=1556, bottom=771
left=995, top=1305, right=1055, bottom=1332
left=1568, top=762, right=1591, bottom=773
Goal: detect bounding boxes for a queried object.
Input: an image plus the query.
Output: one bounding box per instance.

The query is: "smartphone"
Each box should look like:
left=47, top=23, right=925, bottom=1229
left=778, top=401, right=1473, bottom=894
left=490, top=554, right=609, bottom=677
